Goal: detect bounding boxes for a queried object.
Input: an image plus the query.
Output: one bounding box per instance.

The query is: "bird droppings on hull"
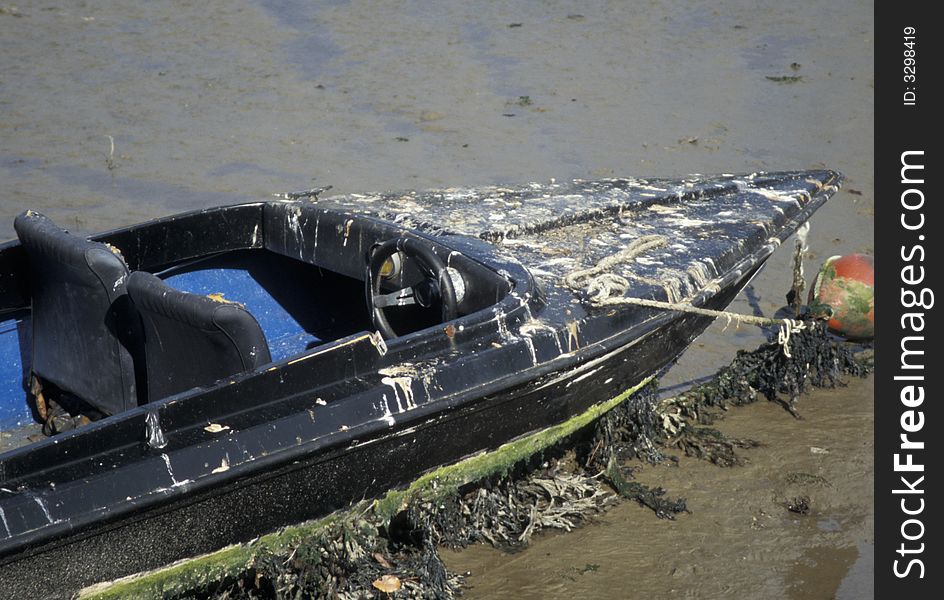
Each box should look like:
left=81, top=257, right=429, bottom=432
left=565, top=320, right=580, bottom=352
left=382, top=378, right=415, bottom=411
left=568, top=366, right=603, bottom=386
left=737, top=181, right=803, bottom=205
left=378, top=394, right=397, bottom=427
left=341, top=218, right=354, bottom=247
left=145, top=411, right=167, bottom=450
left=518, top=318, right=556, bottom=338
left=32, top=496, right=55, bottom=524
left=523, top=336, right=538, bottom=366
left=284, top=203, right=305, bottom=260
left=493, top=307, right=510, bottom=340
left=160, top=454, right=181, bottom=487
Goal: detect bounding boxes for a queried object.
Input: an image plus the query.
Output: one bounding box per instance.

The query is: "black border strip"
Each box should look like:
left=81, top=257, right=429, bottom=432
left=876, top=1, right=938, bottom=596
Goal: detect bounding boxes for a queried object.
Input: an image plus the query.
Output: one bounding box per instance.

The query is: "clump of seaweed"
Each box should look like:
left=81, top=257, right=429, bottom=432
left=578, top=383, right=690, bottom=519
left=658, top=320, right=869, bottom=423
left=413, top=470, right=619, bottom=550
left=207, top=514, right=463, bottom=599
left=673, top=427, right=763, bottom=467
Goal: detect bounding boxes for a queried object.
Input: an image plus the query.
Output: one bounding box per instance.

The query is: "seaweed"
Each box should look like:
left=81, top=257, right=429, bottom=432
left=673, top=427, right=762, bottom=467
left=658, top=320, right=869, bottom=423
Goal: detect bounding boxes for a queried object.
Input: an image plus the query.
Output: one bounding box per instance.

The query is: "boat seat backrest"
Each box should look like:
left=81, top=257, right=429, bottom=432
left=127, top=271, right=272, bottom=402
left=13, top=211, right=140, bottom=415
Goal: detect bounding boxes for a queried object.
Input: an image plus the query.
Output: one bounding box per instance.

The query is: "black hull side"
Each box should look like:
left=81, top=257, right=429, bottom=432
left=0, top=268, right=751, bottom=599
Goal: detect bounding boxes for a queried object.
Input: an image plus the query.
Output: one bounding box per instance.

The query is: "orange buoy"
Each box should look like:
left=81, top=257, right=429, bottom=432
left=808, top=253, right=874, bottom=339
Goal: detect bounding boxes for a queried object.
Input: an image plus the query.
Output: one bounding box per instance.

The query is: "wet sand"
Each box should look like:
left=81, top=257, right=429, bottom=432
left=2, top=1, right=873, bottom=597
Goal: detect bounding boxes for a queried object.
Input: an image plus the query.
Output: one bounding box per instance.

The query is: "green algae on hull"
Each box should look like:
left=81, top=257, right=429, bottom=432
left=77, top=376, right=654, bottom=600
left=372, top=375, right=655, bottom=521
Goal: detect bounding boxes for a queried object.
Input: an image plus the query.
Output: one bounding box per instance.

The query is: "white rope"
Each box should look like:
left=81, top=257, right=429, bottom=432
left=563, top=235, right=668, bottom=290
left=777, top=318, right=806, bottom=358
left=564, top=237, right=806, bottom=357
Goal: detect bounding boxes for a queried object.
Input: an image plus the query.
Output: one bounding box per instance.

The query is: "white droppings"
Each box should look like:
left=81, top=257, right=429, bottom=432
left=311, top=215, right=320, bottom=261
left=537, top=257, right=578, bottom=267
left=738, top=181, right=802, bottom=204
left=161, top=453, right=184, bottom=487
left=379, top=393, right=396, bottom=426
left=527, top=267, right=556, bottom=277
left=519, top=318, right=554, bottom=337
left=567, top=366, right=602, bottom=386
left=686, top=259, right=716, bottom=290
left=493, top=308, right=510, bottom=340
left=523, top=336, right=538, bottom=366
left=664, top=216, right=713, bottom=228
left=145, top=411, right=167, bottom=449
left=381, top=377, right=415, bottom=411
left=286, top=204, right=305, bottom=258
left=33, top=496, right=54, bottom=523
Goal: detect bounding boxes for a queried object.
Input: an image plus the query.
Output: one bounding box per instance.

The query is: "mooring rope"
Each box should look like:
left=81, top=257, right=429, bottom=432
left=563, top=235, right=668, bottom=290
left=593, top=294, right=806, bottom=356
left=563, top=236, right=806, bottom=356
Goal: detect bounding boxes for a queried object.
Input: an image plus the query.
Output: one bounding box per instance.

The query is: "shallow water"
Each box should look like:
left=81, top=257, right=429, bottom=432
left=1, top=1, right=873, bottom=597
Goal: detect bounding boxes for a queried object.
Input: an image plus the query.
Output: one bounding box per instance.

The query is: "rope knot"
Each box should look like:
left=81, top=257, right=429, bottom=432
left=777, top=319, right=806, bottom=358
left=563, top=235, right=668, bottom=294
left=584, top=273, right=630, bottom=300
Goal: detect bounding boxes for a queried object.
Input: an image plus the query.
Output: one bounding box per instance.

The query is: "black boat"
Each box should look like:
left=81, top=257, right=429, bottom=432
left=0, top=170, right=841, bottom=598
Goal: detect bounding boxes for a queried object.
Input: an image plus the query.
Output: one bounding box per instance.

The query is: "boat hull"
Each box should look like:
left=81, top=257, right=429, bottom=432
left=0, top=268, right=750, bottom=599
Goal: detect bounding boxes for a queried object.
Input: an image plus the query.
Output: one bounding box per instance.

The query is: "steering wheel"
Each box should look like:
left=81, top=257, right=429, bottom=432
left=367, top=237, right=458, bottom=339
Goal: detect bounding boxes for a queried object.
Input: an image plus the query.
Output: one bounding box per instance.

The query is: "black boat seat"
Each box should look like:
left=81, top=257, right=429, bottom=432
left=13, top=211, right=140, bottom=415
left=127, top=271, right=272, bottom=401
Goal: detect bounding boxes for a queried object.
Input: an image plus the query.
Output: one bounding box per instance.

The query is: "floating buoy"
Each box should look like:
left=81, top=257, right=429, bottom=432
left=808, top=253, right=874, bottom=339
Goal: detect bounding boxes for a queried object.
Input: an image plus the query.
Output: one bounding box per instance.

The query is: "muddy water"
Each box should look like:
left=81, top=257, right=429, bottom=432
left=2, top=0, right=873, bottom=597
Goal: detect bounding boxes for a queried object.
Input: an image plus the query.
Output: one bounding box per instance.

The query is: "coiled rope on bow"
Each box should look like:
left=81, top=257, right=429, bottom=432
left=563, top=236, right=806, bottom=357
